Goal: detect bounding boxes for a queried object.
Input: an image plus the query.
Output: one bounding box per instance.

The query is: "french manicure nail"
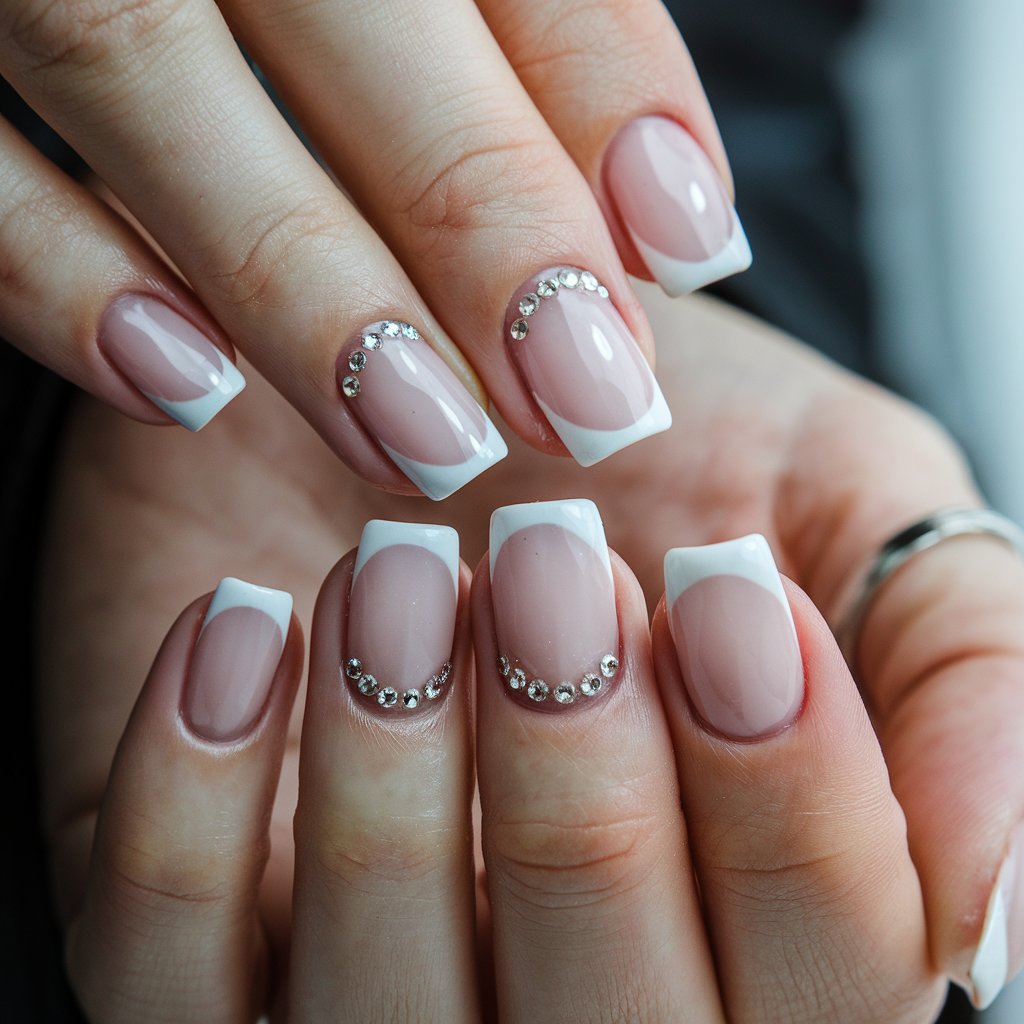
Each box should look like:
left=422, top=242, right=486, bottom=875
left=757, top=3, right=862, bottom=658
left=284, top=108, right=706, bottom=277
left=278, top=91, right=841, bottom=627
left=344, top=520, right=459, bottom=712
left=338, top=320, right=507, bottom=500
left=489, top=499, right=619, bottom=708
left=605, top=116, right=752, bottom=296
left=184, top=577, right=292, bottom=742
left=505, top=268, right=671, bottom=466
left=969, top=822, right=1024, bottom=1009
left=99, top=294, right=246, bottom=430
left=664, top=534, right=802, bottom=739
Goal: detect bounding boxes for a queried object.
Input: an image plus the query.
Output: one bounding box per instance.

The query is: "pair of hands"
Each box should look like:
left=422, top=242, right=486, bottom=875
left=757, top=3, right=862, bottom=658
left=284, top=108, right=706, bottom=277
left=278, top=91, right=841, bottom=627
left=38, top=286, right=1024, bottom=1022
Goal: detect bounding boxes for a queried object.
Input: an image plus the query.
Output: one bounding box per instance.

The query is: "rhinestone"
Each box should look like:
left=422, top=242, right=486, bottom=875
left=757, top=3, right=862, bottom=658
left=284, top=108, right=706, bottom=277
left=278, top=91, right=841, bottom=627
left=518, top=293, right=540, bottom=317
left=537, top=277, right=560, bottom=297
left=362, top=333, right=383, bottom=351
left=348, top=350, right=367, bottom=373
left=597, top=286, right=609, bottom=299
left=600, top=654, right=619, bottom=677
left=497, top=655, right=510, bottom=677
left=510, top=318, right=529, bottom=341
left=527, top=680, right=549, bottom=702
left=358, top=673, right=379, bottom=696
left=401, top=322, right=419, bottom=340
left=402, top=689, right=420, bottom=709
left=381, top=321, right=401, bottom=337
left=378, top=687, right=398, bottom=707
left=341, top=375, right=361, bottom=398
left=509, top=667, right=527, bottom=690
left=424, top=676, right=443, bottom=700
left=345, top=658, right=363, bottom=680
left=580, top=271, right=599, bottom=291
left=554, top=683, right=576, bottom=704
left=580, top=673, right=602, bottom=697
left=558, top=269, right=580, bottom=289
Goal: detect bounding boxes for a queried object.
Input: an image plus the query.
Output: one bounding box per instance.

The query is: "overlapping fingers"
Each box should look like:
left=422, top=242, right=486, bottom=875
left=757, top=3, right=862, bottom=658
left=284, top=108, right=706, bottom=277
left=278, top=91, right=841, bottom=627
left=1, top=0, right=749, bottom=494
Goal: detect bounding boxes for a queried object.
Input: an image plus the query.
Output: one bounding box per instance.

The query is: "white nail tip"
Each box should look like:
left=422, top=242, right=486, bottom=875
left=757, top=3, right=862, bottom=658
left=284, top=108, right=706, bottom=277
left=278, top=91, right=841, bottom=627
left=663, top=534, right=793, bottom=630
left=633, top=216, right=752, bottom=298
left=489, top=499, right=610, bottom=580
left=379, top=414, right=508, bottom=501
left=353, top=520, right=460, bottom=593
left=204, top=577, right=293, bottom=644
left=535, top=384, right=671, bottom=468
left=145, top=358, right=247, bottom=432
left=969, top=865, right=1013, bottom=1009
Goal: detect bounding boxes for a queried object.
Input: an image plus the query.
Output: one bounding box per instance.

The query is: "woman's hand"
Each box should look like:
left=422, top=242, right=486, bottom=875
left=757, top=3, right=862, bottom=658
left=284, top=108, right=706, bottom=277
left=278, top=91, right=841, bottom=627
left=0, top=0, right=747, bottom=497
left=37, top=287, right=1024, bottom=1018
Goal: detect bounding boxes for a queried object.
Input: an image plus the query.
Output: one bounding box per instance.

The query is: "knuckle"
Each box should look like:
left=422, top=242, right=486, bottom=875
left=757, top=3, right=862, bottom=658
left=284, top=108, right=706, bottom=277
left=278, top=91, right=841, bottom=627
left=487, top=782, right=665, bottom=910
left=5, top=0, right=184, bottom=75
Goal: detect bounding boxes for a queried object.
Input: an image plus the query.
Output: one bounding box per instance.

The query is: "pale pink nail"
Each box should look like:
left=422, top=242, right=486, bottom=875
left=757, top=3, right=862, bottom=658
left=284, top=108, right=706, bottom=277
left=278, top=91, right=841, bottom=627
left=604, top=116, right=752, bottom=296
left=184, top=578, right=292, bottom=742
left=337, top=320, right=506, bottom=501
left=489, top=499, right=619, bottom=708
left=344, top=520, right=459, bottom=712
left=505, top=268, right=670, bottom=467
left=99, top=294, right=245, bottom=430
left=664, top=535, right=803, bottom=739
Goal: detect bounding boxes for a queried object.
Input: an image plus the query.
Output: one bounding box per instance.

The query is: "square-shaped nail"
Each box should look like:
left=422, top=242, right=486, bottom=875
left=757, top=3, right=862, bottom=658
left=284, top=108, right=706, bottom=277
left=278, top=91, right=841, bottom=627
left=605, top=116, right=752, bottom=296
left=99, top=294, right=246, bottom=430
left=343, top=520, right=459, bottom=712
left=338, top=320, right=507, bottom=500
left=664, top=534, right=803, bottom=739
left=504, top=268, right=671, bottom=466
left=489, top=499, right=620, bottom=708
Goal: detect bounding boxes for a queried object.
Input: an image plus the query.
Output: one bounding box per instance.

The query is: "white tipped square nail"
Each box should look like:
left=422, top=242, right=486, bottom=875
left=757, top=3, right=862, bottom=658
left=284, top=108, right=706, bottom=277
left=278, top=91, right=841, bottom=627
left=353, top=520, right=459, bottom=593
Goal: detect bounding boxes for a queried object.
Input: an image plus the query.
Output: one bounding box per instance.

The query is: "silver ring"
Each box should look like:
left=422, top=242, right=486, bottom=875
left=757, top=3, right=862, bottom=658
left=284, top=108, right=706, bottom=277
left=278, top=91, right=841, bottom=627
left=837, top=507, right=1024, bottom=664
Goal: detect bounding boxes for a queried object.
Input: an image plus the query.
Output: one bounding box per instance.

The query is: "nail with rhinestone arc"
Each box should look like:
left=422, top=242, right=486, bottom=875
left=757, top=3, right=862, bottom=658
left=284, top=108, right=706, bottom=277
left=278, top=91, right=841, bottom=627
left=489, top=499, right=620, bottom=710
left=345, top=519, right=460, bottom=713
left=504, top=268, right=671, bottom=467
left=337, top=320, right=507, bottom=500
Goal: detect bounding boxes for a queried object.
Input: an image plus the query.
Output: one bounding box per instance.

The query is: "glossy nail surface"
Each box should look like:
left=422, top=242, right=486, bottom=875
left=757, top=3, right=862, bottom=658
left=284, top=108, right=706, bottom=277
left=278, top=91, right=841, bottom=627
left=505, top=268, right=671, bottom=466
left=969, top=821, right=1024, bottom=1009
left=344, top=520, right=459, bottom=712
left=99, top=294, right=246, bottom=430
left=184, top=577, right=292, bottom=742
left=338, top=320, right=507, bottom=500
left=605, top=116, right=752, bottom=296
left=490, top=499, right=619, bottom=708
left=664, top=534, right=802, bottom=739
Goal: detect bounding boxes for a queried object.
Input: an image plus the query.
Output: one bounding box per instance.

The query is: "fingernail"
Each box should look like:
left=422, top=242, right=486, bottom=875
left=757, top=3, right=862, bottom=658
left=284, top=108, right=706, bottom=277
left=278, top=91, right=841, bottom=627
left=664, top=534, right=803, bottom=739
left=337, top=320, right=507, bottom=500
left=344, top=520, right=459, bottom=712
left=504, top=268, right=671, bottom=466
left=604, top=116, right=752, bottom=296
left=489, top=499, right=619, bottom=708
left=184, top=577, right=292, bottom=742
left=969, top=821, right=1024, bottom=1009
left=99, top=294, right=246, bottom=430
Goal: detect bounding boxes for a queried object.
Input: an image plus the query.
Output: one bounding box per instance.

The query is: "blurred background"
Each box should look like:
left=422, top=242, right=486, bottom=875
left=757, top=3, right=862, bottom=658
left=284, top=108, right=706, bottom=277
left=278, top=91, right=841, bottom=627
left=2, top=0, right=1021, bottom=1019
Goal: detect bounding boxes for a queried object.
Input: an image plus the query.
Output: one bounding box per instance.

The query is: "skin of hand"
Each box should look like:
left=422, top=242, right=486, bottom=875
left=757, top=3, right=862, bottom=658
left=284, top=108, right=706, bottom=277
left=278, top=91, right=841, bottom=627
left=36, top=285, right=1024, bottom=1019
left=0, top=0, right=743, bottom=498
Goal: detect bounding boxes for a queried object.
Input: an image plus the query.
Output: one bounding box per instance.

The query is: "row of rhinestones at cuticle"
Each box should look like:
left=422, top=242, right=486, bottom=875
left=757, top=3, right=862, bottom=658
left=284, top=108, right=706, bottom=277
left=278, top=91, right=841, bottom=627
left=497, top=652, right=619, bottom=704
left=340, top=320, right=421, bottom=399
left=509, top=268, right=610, bottom=342
left=344, top=656, right=451, bottom=709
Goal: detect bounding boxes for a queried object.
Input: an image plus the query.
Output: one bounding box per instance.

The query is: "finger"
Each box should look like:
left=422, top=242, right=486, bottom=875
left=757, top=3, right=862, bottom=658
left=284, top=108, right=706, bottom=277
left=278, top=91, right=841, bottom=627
left=0, top=1, right=506, bottom=499
left=473, top=499, right=724, bottom=1022
left=66, top=578, right=301, bottom=1023
left=0, top=117, right=244, bottom=429
left=855, top=535, right=1024, bottom=1008
left=290, top=521, right=478, bottom=1022
left=221, top=0, right=673, bottom=467
left=656, top=535, right=945, bottom=1023
left=480, top=0, right=751, bottom=296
